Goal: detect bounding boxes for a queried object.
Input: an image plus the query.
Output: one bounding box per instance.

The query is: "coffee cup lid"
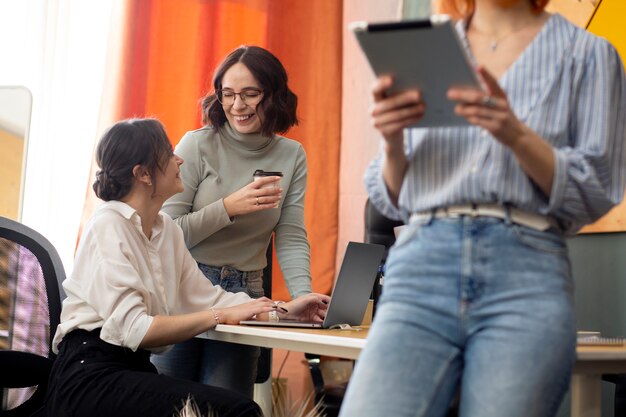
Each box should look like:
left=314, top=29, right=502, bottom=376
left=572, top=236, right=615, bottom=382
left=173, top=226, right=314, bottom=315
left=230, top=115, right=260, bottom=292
left=253, top=169, right=283, bottom=177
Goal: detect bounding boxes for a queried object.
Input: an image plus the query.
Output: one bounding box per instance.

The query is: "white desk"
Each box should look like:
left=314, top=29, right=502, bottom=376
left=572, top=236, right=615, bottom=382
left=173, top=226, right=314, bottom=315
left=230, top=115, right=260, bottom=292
left=202, top=325, right=626, bottom=417
left=572, top=345, right=626, bottom=417
left=204, top=324, right=367, bottom=360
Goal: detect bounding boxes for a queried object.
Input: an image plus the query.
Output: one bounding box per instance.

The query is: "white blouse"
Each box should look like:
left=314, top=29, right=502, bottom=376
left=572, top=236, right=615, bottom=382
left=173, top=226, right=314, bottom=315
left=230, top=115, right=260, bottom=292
left=53, top=201, right=251, bottom=353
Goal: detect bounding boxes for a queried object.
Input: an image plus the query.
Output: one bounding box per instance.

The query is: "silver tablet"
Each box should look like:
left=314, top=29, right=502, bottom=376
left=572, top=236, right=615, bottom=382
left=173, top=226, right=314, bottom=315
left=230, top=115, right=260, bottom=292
left=350, top=15, right=483, bottom=128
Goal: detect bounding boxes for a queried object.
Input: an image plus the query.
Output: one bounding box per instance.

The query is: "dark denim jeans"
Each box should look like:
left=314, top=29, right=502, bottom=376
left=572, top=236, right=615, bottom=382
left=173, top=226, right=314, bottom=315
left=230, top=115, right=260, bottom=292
left=151, top=264, right=264, bottom=399
left=198, top=264, right=265, bottom=298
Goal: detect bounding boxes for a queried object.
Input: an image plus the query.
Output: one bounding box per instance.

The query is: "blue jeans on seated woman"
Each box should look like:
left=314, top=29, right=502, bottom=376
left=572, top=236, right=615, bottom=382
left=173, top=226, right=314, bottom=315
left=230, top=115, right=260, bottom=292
left=339, top=216, right=576, bottom=417
left=151, top=264, right=264, bottom=399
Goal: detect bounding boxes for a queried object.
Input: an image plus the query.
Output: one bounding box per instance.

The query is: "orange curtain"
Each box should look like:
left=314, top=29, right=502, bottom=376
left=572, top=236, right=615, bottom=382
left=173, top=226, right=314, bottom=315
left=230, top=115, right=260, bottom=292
left=110, top=0, right=342, bottom=299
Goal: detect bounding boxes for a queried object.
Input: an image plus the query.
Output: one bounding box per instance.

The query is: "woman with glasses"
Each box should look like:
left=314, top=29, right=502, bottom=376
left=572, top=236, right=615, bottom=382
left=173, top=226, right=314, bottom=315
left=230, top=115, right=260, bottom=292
left=151, top=45, right=312, bottom=398
left=339, top=0, right=626, bottom=416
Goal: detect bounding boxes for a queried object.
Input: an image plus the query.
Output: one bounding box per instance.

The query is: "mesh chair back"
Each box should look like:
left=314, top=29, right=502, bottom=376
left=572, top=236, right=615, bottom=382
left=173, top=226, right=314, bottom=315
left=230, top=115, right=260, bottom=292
left=0, top=217, right=65, bottom=415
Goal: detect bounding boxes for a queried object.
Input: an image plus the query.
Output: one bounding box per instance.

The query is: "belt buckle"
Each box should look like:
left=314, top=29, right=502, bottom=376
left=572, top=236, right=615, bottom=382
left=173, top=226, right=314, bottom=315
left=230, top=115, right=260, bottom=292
left=470, top=203, right=478, bottom=217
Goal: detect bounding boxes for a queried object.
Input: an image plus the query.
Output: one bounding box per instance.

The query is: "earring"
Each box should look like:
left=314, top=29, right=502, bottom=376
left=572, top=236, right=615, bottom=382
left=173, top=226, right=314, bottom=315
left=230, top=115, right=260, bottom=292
left=147, top=180, right=152, bottom=186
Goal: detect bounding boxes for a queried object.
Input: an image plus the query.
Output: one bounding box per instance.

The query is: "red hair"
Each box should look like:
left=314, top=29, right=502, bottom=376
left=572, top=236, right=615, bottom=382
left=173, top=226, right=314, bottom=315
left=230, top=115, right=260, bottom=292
left=437, top=0, right=549, bottom=18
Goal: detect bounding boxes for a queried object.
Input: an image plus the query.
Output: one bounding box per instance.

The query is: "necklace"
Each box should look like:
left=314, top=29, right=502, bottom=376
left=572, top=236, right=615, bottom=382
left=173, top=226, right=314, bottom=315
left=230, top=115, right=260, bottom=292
left=471, top=19, right=537, bottom=52
left=488, top=29, right=519, bottom=51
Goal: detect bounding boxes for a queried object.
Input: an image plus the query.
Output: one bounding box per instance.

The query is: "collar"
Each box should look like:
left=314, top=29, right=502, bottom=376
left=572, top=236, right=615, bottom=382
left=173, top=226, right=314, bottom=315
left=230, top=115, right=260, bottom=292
left=100, top=200, right=164, bottom=240
left=221, top=122, right=274, bottom=151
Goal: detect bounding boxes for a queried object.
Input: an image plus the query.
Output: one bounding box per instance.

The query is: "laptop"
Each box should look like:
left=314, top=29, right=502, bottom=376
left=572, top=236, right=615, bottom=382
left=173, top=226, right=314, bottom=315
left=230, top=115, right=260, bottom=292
left=240, top=241, right=385, bottom=329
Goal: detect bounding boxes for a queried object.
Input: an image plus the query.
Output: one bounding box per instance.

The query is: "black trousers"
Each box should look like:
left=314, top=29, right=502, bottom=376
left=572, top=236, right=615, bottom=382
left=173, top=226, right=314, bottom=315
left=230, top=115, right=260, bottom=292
left=45, top=329, right=261, bottom=417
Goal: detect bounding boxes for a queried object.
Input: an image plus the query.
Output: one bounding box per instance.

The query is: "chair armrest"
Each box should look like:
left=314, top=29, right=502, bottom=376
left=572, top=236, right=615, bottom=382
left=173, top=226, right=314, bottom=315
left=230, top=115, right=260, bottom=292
left=0, top=350, right=53, bottom=388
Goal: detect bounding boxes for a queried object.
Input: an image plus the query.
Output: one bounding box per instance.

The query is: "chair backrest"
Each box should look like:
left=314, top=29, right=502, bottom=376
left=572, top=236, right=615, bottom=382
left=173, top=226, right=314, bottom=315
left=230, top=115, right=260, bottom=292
left=363, top=199, right=404, bottom=319
left=0, top=216, right=65, bottom=414
left=363, top=199, right=404, bottom=261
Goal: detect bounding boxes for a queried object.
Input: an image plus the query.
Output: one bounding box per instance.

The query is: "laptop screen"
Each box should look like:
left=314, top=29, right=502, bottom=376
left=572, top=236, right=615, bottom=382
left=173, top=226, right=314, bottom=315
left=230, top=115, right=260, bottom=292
left=240, top=241, right=385, bottom=329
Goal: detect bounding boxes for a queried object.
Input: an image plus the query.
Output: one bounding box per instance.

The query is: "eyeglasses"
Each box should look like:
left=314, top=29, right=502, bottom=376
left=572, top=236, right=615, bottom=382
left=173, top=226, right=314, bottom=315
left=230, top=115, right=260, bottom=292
left=216, top=89, right=264, bottom=106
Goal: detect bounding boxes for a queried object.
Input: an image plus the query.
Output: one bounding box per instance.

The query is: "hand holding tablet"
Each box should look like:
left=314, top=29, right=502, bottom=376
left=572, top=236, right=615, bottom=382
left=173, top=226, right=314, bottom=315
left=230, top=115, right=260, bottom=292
left=351, top=15, right=485, bottom=128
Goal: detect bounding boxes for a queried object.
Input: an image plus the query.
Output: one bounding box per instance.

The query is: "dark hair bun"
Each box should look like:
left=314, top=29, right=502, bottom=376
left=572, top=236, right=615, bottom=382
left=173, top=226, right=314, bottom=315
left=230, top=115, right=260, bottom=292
left=93, top=169, right=131, bottom=201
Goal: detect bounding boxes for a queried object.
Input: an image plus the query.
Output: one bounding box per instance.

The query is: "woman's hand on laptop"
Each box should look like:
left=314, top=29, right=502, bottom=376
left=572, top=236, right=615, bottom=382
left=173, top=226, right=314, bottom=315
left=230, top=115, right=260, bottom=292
left=280, top=293, right=331, bottom=322
left=214, top=297, right=278, bottom=324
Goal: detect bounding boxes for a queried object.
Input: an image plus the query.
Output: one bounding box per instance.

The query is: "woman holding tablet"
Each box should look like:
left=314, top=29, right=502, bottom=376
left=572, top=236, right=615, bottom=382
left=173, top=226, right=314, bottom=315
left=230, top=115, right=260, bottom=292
left=340, top=1, right=626, bottom=417
left=45, top=118, right=329, bottom=417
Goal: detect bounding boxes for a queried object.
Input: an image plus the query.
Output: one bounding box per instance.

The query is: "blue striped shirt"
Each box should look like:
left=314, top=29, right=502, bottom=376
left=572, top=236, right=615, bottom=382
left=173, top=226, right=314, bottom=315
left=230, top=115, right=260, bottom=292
left=365, top=14, right=626, bottom=235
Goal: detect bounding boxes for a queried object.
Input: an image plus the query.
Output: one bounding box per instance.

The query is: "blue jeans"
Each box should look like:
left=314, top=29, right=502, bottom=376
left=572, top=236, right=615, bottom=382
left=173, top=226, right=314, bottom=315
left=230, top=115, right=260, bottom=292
left=339, top=216, right=576, bottom=417
left=151, top=265, right=264, bottom=399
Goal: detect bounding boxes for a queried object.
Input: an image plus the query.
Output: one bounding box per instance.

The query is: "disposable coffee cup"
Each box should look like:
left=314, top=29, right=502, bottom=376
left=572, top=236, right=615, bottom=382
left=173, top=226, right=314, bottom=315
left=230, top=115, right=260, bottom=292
left=253, top=169, right=283, bottom=189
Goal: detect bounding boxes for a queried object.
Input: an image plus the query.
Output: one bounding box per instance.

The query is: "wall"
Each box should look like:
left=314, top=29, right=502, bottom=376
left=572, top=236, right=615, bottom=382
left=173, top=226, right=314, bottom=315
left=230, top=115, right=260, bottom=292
left=339, top=0, right=402, bottom=265
left=0, top=129, right=22, bottom=220
left=0, top=86, right=32, bottom=221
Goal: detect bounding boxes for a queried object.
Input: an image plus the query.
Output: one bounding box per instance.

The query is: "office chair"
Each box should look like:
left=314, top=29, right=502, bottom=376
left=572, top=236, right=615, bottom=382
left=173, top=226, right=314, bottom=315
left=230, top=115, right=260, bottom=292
left=0, top=216, right=65, bottom=417
left=363, top=199, right=404, bottom=257
left=363, top=199, right=404, bottom=317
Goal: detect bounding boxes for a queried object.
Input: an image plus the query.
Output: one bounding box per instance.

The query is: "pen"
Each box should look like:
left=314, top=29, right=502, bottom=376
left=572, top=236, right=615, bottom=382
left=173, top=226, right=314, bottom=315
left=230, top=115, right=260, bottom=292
left=273, top=301, right=288, bottom=313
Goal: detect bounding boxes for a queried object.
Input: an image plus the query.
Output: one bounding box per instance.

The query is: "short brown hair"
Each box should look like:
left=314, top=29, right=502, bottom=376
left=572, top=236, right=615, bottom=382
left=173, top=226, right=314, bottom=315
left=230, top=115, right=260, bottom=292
left=440, top=0, right=549, bottom=18
left=201, top=45, right=298, bottom=137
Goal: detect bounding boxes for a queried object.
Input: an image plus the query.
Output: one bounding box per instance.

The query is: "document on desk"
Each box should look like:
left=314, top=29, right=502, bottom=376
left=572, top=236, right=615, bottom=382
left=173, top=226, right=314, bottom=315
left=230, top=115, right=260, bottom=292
left=577, top=337, right=626, bottom=346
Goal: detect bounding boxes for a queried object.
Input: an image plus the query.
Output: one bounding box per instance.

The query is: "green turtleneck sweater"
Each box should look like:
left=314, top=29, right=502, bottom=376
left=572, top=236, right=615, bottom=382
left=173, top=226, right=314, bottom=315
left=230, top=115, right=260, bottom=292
left=162, top=123, right=311, bottom=298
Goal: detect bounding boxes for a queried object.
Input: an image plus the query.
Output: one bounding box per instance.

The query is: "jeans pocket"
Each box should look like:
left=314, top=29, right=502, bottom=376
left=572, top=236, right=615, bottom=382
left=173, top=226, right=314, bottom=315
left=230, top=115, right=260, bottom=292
left=393, top=221, right=421, bottom=249
left=512, top=225, right=567, bottom=254
left=220, top=269, right=247, bottom=293
left=244, top=271, right=265, bottom=298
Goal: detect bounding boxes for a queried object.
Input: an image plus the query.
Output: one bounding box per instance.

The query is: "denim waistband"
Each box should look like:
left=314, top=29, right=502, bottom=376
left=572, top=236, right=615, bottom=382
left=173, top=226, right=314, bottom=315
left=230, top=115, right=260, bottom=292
left=198, top=264, right=265, bottom=298
left=197, top=264, right=263, bottom=279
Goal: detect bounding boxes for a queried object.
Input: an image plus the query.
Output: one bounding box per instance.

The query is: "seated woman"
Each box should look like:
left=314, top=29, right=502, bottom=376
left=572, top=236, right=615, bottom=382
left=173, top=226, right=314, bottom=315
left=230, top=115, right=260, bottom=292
left=44, top=118, right=330, bottom=417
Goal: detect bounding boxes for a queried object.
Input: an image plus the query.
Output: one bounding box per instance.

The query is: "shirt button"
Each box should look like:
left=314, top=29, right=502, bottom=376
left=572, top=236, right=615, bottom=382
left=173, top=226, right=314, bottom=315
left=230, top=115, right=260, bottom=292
left=82, top=341, right=87, bottom=345
left=481, top=131, right=488, bottom=138
left=471, top=165, right=478, bottom=173
left=80, top=360, right=85, bottom=364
